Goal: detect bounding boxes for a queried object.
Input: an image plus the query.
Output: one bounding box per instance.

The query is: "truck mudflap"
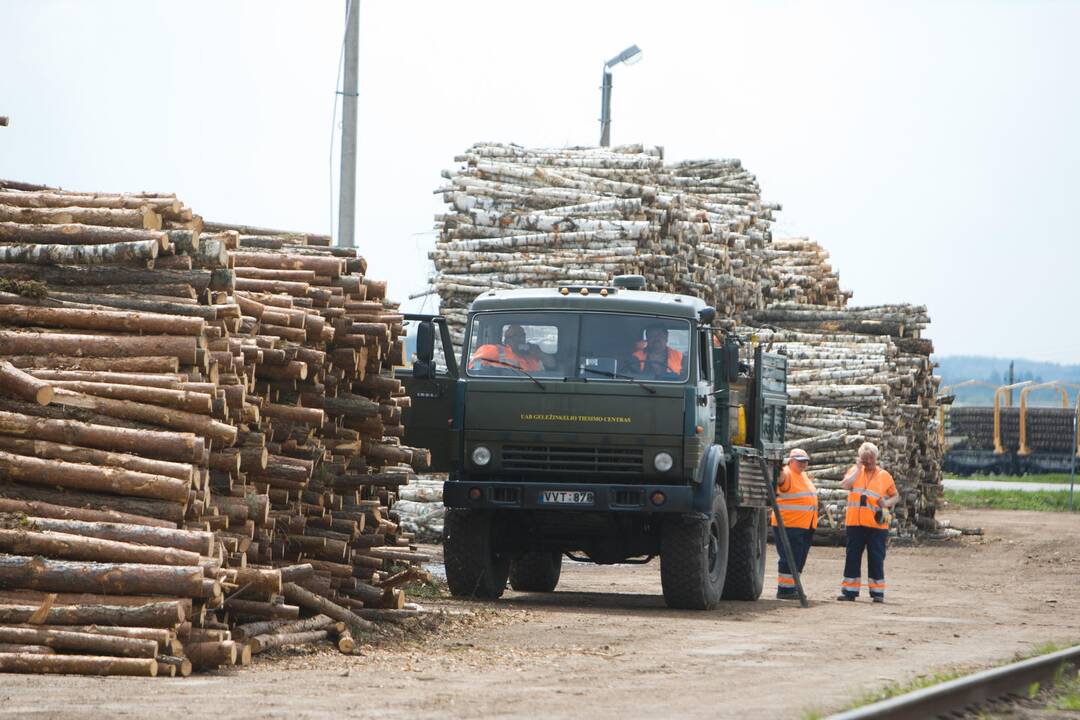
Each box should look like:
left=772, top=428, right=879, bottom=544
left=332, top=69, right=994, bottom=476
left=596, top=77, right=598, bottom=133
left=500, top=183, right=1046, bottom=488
left=444, top=480, right=697, bottom=514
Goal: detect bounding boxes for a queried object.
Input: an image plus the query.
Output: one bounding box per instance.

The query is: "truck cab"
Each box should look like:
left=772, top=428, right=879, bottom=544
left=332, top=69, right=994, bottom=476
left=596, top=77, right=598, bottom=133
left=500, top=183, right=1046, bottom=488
left=401, top=276, right=787, bottom=610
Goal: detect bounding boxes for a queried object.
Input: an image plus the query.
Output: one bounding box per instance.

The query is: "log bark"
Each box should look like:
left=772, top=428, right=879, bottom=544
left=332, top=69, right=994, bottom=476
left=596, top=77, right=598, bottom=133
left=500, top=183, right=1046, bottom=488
left=0, top=410, right=200, bottom=462
left=0, top=626, right=159, bottom=658
left=182, top=640, right=238, bottom=669
left=0, top=652, right=158, bottom=676
left=0, top=556, right=205, bottom=597
left=0, top=643, right=54, bottom=654
left=0, top=497, right=175, bottom=529
left=223, top=599, right=299, bottom=620
left=0, top=205, right=161, bottom=229
left=51, top=389, right=236, bottom=445
left=3, top=356, right=179, bottom=373
left=0, top=450, right=190, bottom=502
left=0, top=360, right=53, bottom=404
left=49, top=382, right=212, bottom=414
left=0, top=332, right=200, bottom=364
left=281, top=582, right=375, bottom=635
left=0, top=483, right=186, bottom=524
left=250, top=629, right=328, bottom=654
left=0, top=600, right=185, bottom=627
left=0, top=528, right=202, bottom=567
left=1, top=305, right=205, bottom=335
left=155, top=654, right=192, bottom=677
left=0, top=436, right=194, bottom=482
left=0, top=239, right=160, bottom=265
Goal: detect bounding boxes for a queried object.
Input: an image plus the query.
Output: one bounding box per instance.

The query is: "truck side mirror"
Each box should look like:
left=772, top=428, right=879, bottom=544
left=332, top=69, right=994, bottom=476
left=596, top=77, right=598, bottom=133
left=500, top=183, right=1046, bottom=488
left=413, top=320, right=436, bottom=380
left=698, top=306, right=717, bottom=324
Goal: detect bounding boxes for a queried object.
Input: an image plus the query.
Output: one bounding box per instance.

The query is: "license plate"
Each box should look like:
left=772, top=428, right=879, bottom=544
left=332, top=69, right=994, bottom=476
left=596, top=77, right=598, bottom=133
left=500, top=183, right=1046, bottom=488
left=539, top=490, right=595, bottom=505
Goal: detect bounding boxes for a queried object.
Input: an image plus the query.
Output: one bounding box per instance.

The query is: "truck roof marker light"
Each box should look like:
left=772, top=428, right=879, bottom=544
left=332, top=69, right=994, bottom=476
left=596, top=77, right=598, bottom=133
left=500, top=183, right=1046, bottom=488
left=580, top=287, right=589, bottom=296
left=468, top=487, right=482, bottom=501
left=650, top=491, right=666, bottom=506
left=560, top=287, right=569, bottom=295
left=600, top=288, right=609, bottom=297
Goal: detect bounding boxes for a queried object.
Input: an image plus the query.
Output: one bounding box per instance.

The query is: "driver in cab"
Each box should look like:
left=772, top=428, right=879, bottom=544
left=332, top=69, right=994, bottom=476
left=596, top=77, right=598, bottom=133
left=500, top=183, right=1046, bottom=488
left=630, top=324, right=683, bottom=379
left=469, top=324, right=552, bottom=373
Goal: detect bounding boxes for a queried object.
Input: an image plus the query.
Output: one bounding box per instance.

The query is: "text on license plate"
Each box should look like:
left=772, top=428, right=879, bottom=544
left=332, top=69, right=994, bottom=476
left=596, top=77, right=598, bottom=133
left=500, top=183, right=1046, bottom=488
left=540, top=490, right=595, bottom=505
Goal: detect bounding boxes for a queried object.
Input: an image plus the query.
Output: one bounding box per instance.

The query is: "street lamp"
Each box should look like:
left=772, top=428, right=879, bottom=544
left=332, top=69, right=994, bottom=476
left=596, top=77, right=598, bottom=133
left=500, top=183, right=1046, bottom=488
left=599, top=44, right=643, bottom=147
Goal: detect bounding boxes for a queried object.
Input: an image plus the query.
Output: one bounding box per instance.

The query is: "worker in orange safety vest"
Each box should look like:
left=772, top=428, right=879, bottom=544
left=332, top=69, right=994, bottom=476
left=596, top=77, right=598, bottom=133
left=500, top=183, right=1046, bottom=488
left=630, top=325, right=683, bottom=377
left=771, top=448, right=818, bottom=599
left=838, top=441, right=898, bottom=603
left=468, top=324, right=547, bottom=373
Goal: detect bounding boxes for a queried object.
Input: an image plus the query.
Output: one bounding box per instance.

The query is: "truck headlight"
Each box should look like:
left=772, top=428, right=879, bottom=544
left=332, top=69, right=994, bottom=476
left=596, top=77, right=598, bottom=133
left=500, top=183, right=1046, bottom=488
left=653, top=452, right=674, bottom=472
left=471, top=445, right=492, bottom=466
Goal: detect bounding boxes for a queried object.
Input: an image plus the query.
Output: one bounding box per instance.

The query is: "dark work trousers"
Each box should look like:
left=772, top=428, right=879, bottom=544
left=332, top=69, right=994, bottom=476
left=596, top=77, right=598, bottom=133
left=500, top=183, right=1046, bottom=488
left=777, top=527, right=814, bottom=597
left=841, top=525, right=888, bottom=599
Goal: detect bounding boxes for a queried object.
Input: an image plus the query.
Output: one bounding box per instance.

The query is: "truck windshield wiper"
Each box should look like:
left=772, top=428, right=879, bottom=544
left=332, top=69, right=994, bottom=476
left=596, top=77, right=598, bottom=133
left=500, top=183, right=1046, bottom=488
left=477, top=358, right=545, bottom=390
left=580, top=367, right=656, bottom=394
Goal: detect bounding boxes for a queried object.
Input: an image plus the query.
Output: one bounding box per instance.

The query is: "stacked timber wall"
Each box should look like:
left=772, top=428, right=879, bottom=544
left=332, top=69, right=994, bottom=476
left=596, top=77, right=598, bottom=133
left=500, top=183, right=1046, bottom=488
left=427, top=143, right=943, bottom=538
left=0, top=179, right=432, bottom=676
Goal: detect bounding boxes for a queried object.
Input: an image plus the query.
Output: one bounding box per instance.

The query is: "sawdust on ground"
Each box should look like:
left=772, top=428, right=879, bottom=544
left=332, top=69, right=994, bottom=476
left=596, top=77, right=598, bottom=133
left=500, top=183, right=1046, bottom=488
left=1, top=508, right=1078, bottom=720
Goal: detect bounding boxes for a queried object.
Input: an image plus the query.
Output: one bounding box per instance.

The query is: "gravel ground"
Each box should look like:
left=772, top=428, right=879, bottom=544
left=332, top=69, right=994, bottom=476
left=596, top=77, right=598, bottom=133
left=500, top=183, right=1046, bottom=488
left=0, top=508, right=1078, bottom=720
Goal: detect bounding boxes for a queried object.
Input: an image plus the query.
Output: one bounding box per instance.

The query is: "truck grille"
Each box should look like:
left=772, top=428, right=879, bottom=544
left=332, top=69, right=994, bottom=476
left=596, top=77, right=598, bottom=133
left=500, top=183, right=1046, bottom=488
left=502, top=445, right=643, bottom=476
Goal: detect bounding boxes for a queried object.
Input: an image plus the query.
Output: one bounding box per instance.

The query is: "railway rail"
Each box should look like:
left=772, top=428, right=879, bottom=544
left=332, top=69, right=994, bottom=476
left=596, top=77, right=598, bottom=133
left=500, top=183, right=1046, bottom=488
left=828, top=644, right=1080, bottom=719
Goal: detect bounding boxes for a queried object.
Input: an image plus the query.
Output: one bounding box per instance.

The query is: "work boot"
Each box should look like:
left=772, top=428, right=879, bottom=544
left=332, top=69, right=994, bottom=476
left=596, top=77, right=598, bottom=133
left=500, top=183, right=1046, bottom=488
left=776, top=590, right=798, bottom=600
left=872, top=597, right=884, bottom=604
left=836, top=594, right=856, bottom=602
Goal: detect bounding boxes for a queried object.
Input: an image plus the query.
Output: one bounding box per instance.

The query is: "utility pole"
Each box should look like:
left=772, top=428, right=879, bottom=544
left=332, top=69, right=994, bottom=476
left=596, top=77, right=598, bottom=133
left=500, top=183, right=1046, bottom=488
left=598, top=45, right=642, bottom=147
left=337, top=0, right=360, bottom=248
left=1007, top=360, right=1015, bottom=407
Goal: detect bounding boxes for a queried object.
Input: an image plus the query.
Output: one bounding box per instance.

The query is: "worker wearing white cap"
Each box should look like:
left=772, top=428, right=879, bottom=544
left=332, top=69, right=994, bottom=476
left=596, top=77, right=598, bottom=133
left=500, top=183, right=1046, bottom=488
left=771, top=448, right=819, bottom=599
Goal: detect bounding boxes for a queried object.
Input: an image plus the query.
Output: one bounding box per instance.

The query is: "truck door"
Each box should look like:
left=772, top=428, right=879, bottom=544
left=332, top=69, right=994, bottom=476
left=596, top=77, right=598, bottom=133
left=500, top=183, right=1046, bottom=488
left=751, top=346, right=787, bottom=455
left=399, top=316, right=460, bottom=473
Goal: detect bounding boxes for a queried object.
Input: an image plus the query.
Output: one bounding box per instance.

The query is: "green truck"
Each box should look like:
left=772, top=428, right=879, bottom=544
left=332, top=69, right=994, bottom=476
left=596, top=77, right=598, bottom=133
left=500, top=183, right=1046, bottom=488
left=401, top=276, right=788, bottom=609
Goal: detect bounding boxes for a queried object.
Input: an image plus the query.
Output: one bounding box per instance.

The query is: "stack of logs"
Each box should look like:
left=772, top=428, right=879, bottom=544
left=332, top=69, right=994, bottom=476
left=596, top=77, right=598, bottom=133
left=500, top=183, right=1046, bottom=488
left=0, top=180, right=432, bottom=676
left=429, top=143, right=841, bottom=345
left=427, top=143, right=944, bottom=536
left=742, top=303, right=943, bottom=539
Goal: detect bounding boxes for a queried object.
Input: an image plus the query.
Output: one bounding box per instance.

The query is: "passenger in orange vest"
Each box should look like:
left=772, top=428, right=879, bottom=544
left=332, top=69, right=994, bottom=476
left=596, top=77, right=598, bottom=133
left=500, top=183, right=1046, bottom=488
left=630, top=325, right=683, bottom=378
left=838, top=442, right=898, bottom=603
left=469, top=324, right=547, bottom=373
left=771, top=448, right=818, bottom=600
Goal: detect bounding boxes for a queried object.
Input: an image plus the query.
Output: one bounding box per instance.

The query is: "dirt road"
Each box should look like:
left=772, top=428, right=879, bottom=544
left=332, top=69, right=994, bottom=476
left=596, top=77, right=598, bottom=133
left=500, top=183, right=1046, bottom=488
left=2, top=509, right=1078, bottom=720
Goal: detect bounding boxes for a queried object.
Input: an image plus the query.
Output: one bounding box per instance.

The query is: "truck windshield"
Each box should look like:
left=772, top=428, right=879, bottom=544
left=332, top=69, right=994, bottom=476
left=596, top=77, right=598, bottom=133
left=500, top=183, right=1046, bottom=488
left=465, top=312, right=691, bottom=383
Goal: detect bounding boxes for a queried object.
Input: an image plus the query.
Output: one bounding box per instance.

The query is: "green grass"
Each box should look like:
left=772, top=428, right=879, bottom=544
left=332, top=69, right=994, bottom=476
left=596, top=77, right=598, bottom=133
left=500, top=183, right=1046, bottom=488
left=944, top=488, right=1077, bottom=512
left=946, top=472, right=1078, bottom=484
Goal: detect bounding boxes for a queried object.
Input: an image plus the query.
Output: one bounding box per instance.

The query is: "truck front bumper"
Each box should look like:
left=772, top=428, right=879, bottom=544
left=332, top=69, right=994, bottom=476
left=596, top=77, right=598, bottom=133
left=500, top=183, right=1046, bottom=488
left=443, top=480, right=695, bottom=514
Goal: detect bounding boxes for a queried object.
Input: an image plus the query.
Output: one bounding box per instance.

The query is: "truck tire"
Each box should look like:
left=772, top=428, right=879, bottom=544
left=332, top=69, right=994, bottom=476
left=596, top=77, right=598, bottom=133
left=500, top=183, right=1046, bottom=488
left=660, top=488, right=729, bottom=610
left=443, top=509, right=510, bottom=599
left=509, top=552, right=562, bottom=592
left=721, top=507, right=767, bottom=600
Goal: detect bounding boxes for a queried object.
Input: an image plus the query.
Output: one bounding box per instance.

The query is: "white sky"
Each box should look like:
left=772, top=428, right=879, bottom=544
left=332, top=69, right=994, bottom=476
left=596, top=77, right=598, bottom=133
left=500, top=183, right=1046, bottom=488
left=1, top=1, right=1076, bottom=362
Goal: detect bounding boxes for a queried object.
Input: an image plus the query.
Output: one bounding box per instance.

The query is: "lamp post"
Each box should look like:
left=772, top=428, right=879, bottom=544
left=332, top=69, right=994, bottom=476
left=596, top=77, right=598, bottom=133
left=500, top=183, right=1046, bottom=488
left=599, top=44, right=643, bottom=147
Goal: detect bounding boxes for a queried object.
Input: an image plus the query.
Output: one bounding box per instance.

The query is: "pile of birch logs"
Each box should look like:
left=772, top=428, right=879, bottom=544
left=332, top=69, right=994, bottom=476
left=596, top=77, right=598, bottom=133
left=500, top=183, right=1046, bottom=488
left=430, top=143, right=845, bottom=345
left=394, top=475, right=446, bottom=541
left=0, top=180, right=432, bottom=676
left=428, top=143, right=943, bottom=537
left=742, top=303, right=943, bottom=539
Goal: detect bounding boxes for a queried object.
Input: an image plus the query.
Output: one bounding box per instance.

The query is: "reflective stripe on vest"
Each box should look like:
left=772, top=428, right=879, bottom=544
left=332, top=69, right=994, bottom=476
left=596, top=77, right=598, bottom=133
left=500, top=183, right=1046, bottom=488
left=843, top=466, right=895, bottom=530
left=771, top=468, right=819, bottom=529
left=631, top=346, right=683, bottom=375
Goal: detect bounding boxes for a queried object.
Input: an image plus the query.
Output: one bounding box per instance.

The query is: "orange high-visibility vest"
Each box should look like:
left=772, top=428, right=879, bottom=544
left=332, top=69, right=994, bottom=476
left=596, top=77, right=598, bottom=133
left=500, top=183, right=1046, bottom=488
left=843, top=465, right=897, bottom=530
left=771, top=466, right=818, bottom=530
left=631, top=345, right=683, bottom=375
left=468, top=344, right=543, bottom=372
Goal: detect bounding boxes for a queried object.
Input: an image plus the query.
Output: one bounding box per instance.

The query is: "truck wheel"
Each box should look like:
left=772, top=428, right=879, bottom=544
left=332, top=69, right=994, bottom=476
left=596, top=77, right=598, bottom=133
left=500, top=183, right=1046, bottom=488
left=509, top=552, right=562, bottom=592
left=721, top=507, right=766, bottom=600
left=443, top=509, right=510, bottom=599
left=660, top=488, right=729, bottom=610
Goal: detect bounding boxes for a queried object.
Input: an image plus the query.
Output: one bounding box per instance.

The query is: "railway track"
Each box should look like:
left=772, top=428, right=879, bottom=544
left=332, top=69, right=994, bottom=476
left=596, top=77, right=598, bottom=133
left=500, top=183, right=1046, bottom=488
left=828, top=644, right=1080, bottom=719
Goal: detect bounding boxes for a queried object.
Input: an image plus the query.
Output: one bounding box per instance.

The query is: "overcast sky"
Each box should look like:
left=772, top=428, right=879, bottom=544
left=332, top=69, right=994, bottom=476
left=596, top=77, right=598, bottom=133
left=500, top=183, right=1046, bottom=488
left=1, top=1, right=1076, bottom=362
